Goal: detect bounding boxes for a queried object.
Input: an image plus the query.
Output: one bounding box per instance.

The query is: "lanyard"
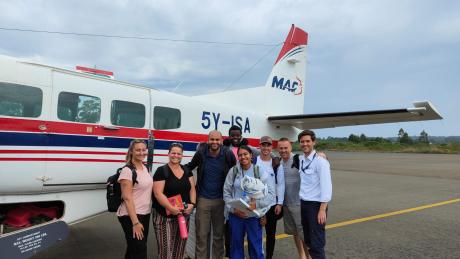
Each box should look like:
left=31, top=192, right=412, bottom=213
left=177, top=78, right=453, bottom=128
left=301, top=153, right=317, bottom=174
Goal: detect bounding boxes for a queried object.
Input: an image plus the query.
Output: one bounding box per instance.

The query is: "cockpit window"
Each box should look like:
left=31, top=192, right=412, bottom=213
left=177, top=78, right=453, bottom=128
left=0, top=83, right=42, bottom=118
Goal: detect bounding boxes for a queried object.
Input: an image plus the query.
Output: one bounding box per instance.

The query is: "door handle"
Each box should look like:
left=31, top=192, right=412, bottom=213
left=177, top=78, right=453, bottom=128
left=102, top=125, right=120, bottom=130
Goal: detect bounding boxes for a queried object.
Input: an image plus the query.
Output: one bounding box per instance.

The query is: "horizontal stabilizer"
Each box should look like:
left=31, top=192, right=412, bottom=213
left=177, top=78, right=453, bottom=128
left=267, top=101, right=442, bottom=129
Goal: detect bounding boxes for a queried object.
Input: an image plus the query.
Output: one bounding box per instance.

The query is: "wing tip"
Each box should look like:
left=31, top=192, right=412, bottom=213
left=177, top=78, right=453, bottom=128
left=412, top=101, right=443, bottom=120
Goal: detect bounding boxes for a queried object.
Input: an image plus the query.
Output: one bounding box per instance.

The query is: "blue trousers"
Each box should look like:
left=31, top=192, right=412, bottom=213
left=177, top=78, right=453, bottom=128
left=301, top=200, right=326, bottom=259
left=228, top=213, right=264, bottom=259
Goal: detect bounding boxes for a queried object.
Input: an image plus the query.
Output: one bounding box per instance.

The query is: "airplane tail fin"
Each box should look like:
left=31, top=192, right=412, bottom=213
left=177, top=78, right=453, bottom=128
left=262, top=25, right=308, bottom=115
left=194, top=25, right=308, bottom=116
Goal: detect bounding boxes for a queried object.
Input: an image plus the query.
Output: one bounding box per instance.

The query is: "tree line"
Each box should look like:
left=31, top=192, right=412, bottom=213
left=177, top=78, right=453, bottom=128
left=347, top=128, right=430, bottom=145
left=309, top=130, right=460, bottom=154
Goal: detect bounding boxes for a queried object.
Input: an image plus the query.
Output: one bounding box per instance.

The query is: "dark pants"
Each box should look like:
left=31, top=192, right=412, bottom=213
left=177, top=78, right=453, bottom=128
left=118, top=213, right=150, bottom=259
left=264, top=205, right=278, bottom=259
left=301, top=200, right=326, bottom=259
left=225, top=220, right=231, bottom=257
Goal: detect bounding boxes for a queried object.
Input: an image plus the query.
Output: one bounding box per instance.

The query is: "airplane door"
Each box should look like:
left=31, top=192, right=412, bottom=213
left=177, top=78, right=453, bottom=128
left=150, top=91, right=196, bottom=166
left=0, top=81, right=50, bottom=194
left=43, top=71, right=150, bottom=192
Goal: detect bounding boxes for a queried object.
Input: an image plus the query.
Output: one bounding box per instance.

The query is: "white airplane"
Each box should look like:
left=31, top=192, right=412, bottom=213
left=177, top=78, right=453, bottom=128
left=0, top=25, right=442, bottom=257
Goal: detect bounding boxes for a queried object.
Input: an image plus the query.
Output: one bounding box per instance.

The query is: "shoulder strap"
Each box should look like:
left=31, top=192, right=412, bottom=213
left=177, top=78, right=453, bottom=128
left=272, top=157, right=280, bottom=184
left=116, top=167, right=124, bottom=176
left=132, top=168, right=138, bottom=185
left=253, top=165, right=260, bottom=179
left=292, top=154, right=300, bottom=170
left=232, top=166, right=239, bottom=185
left=272, top=157, right=280, bottom=171
left=251, top=155, right=257, bottom=165
left=223, top=146, right=232, bottom=164
left=124, top=165, right=138, bottom=185
left=233, top=164, right=259, bottom=183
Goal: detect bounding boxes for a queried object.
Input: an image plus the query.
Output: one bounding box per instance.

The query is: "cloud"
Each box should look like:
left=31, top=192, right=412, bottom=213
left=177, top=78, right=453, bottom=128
left=0, top=0, right=458, bottom=136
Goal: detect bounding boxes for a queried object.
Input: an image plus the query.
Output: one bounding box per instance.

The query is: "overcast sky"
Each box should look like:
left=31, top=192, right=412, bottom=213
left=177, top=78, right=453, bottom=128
left=1, top=0, right=458, bottom=137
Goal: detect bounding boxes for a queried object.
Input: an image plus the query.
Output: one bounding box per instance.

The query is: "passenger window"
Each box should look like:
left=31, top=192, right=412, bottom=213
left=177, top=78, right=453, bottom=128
left=154, top=106, right=181, bottom=129
left=111, top=100, right=145, bottom=128
left=0, top=82, right=42, bottom=118
left=57, top=92, right=101, bottom=123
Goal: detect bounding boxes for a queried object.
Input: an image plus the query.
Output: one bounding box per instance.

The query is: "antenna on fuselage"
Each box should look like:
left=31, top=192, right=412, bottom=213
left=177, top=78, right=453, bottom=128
left=172, top=81, right=183, bottom=92
left=222, top=42, right=282, bottom=92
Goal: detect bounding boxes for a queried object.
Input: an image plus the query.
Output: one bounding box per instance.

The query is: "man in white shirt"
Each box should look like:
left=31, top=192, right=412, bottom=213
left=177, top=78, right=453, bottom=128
left=298, top=130, right=332, bottom=259
left=255, top=136, right=284, bottom=259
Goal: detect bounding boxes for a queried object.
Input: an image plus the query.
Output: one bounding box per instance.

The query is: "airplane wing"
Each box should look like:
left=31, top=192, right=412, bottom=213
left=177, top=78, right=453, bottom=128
left=268, top=101, right=442, bottom=129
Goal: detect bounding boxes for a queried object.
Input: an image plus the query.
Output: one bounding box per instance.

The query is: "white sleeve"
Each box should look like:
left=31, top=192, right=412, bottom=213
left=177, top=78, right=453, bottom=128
left=256, top=170, right=276, bottom=210
left=319, top=159, right=332, bottom=202
left=276, top=165, right=285, bottom=205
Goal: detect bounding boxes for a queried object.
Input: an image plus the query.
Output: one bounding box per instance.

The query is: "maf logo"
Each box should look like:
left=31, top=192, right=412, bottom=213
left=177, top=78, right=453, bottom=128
left=271, top=76, right=303, bottom=95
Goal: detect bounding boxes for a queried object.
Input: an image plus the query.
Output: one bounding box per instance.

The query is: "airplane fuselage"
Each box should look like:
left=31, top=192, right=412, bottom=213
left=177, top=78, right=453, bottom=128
left=0, top=55, right=299, bottom=224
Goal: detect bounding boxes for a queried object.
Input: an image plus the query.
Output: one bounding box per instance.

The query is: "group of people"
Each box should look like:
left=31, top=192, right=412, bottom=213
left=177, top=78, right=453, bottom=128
left=116, top=125, right=332, bottom=259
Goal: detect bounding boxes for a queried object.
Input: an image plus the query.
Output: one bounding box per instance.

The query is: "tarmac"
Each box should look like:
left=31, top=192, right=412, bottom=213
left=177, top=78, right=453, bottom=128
left=31, top=151, right=460, bottom=259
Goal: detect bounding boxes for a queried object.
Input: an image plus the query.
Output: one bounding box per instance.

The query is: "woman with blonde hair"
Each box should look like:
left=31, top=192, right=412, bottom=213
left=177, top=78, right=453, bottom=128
left=117, top=139, right=153, bottom=259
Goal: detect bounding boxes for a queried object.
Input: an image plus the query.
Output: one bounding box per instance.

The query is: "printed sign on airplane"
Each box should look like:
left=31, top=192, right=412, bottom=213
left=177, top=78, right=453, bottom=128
left=271, top=76, right=303, bottom=95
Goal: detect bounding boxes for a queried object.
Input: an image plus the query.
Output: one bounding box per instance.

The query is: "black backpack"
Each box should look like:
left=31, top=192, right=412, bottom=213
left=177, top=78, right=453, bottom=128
left=106, top=165, right=138, bottom=212
left=291, top=154, right=300, bottom=170
left=270, top=157, right=284, bottom=220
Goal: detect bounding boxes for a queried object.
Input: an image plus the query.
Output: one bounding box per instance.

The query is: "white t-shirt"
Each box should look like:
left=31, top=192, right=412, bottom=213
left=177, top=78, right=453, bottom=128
left=256, top=156, right=285, bottom=205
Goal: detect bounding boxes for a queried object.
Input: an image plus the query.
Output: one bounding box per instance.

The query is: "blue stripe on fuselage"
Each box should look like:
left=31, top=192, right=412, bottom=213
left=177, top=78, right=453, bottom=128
left=0, top=132, right=198, bottom=151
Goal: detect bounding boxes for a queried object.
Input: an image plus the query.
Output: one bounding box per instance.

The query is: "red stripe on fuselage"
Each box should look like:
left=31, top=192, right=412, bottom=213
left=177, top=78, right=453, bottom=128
left=0, top=118, right=44, bottom=133
left=0, top=157, right=166, bottom=163
left=0, top=117, right=207, bottom=141
left=0, top=150, right=191, bottom=157
left=0, top=117, right=269, bottom=147
left=0, top=158, right=125, bottom=162
left=0, top=150, right=126, bottom=155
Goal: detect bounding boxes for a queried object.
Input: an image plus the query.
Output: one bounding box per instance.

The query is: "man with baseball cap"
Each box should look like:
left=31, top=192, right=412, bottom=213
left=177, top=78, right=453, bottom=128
left=254, top=136, right=284, bottom=259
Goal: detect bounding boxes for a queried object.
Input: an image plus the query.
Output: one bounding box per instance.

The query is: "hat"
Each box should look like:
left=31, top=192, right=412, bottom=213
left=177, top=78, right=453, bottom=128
left=259, top=136, right=273, bottom=145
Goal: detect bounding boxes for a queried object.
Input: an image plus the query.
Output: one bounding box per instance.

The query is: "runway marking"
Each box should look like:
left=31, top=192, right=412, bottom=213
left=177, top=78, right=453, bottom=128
left=275, top=197, right=460, bottom=240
